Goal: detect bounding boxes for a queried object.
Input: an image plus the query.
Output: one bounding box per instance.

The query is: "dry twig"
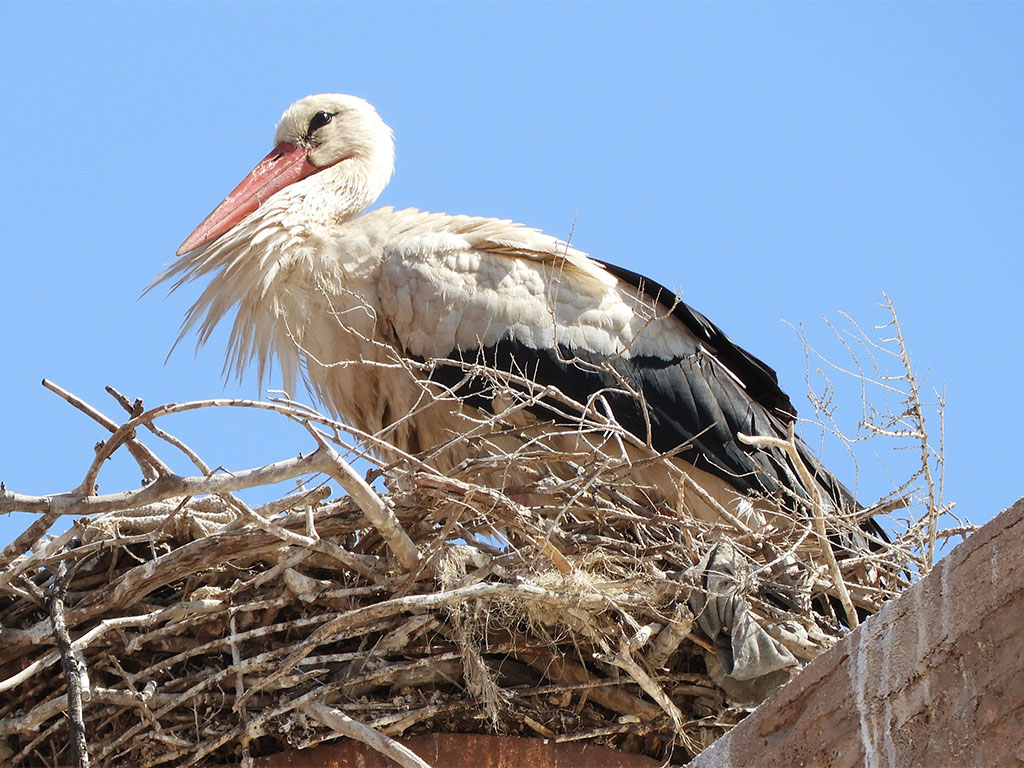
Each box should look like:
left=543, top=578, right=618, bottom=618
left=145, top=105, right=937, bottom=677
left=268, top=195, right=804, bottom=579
left=0, top=304, right=959, bottom=766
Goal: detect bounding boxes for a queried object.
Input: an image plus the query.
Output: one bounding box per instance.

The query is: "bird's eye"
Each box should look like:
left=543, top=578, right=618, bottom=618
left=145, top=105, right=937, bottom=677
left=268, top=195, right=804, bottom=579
left=308, top=111, right=334, bottom=133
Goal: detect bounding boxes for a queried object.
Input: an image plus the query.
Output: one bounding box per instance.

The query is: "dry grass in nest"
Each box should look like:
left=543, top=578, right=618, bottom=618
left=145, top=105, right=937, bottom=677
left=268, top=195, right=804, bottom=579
left=0, top=301, right=972, bottom=767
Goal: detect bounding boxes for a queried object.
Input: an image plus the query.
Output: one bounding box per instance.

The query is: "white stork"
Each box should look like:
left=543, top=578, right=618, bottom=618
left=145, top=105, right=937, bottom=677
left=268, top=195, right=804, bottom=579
left=159, top=93, right=881, bottom=542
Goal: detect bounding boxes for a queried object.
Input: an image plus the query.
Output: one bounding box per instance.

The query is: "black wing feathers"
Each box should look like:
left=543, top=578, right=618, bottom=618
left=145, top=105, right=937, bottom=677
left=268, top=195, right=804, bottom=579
left=595, top=259, right=798, bottom=419
left=426, top=338, right=791, bottom=498
left=421, top=257, right=881, bottom=535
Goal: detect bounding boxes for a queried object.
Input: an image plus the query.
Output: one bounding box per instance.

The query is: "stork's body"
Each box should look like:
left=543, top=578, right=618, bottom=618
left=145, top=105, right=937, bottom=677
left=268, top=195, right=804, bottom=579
left=162, top=94, right=869, bottom=529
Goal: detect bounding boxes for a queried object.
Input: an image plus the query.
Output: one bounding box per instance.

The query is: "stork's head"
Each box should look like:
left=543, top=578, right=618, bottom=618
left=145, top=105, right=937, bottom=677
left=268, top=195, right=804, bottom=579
left=177, top=94, right=395, bottom=256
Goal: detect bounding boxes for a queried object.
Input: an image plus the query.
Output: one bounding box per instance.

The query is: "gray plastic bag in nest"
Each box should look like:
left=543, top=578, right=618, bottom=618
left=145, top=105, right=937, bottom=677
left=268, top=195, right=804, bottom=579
left=687, top=542, right=798, bottom=682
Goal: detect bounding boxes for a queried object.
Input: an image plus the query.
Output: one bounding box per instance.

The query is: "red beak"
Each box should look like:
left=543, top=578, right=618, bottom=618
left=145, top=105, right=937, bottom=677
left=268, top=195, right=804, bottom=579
left=177, top=142, right=318, bottom=256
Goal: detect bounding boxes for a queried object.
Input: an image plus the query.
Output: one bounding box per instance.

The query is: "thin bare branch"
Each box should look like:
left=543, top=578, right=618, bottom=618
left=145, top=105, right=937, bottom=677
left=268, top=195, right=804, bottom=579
left=302, top=702, right=433, bottom=768
left=0, top=313, right=953, bottom=768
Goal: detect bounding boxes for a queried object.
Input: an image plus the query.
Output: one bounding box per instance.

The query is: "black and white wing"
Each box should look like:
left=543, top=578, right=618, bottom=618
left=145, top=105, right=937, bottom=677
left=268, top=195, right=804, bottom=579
left=375, top=211, right=855, bottom=515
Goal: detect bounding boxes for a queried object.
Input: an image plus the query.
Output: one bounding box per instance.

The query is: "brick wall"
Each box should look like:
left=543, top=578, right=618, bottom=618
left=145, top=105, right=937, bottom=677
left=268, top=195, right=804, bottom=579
left=690, top=497, right=1024, bottom=768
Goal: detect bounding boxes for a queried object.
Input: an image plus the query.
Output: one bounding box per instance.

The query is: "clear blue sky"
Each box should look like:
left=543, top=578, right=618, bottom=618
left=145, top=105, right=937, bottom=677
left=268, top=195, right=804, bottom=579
left=1, top=2, right=1021, bottom=550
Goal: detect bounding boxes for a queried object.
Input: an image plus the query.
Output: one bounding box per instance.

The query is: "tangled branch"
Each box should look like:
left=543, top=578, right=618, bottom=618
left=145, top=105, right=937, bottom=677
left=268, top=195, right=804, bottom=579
left=0, top=301, right=963, bottom=765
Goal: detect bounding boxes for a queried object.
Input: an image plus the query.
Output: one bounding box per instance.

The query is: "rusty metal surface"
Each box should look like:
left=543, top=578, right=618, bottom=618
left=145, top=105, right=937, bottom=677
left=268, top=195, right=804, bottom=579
left=249, top=733, right=664, bottom=767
